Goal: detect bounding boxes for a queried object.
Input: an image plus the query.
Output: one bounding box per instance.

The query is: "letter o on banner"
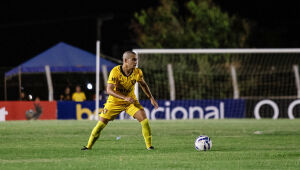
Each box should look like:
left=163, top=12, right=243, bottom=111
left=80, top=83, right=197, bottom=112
left=287, top=100, right=300, bottom=119
left=254, top=100, right=279, bottom=120
left=171, top=107, right=188, bottom=120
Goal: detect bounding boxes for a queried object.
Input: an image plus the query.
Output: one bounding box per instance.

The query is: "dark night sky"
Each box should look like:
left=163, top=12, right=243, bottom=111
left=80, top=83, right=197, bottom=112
left=1, top=0, right=300, bottom=68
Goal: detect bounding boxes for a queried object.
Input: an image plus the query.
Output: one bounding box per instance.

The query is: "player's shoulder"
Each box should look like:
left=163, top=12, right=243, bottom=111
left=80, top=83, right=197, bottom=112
left=111, top=65, right=122, bottom=73
left=112, top=65, right=121, bottom=71
left=134, top=67, right=143, bottom=74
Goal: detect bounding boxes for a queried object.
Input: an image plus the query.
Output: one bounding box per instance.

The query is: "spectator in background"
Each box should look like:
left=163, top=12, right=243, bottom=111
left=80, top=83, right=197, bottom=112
left=72, top=85, right=86, bottom=102
left=64, top=86, right=71, bottom=100
left=59, top=94, right=64, bottom=101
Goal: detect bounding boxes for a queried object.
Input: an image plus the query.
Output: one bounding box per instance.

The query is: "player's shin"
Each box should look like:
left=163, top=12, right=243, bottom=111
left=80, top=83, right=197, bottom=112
left=141, top=118, right=152, bottom=148
left=86, top=121, right=106, bottom=149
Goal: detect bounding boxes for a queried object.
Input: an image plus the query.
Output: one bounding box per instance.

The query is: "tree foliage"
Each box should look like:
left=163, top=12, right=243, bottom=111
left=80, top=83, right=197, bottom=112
left=131, top=0, right=253, bottom=99
left=131, top=0, right=251, bottom=48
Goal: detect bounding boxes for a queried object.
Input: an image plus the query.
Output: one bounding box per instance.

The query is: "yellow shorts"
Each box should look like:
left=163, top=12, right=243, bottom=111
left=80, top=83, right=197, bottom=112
left=99, top=101, right=144, bottom=120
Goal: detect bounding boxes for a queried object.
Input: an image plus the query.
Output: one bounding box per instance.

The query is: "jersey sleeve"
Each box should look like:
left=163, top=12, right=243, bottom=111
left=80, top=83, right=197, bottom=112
left=107, top=67, right=118, bottom=84
left=137, top=68, right=144, bottom=82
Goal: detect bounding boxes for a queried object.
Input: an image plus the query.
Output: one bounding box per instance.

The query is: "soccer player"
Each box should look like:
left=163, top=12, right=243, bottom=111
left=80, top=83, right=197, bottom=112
left=81, top=51, right=159, bottom=150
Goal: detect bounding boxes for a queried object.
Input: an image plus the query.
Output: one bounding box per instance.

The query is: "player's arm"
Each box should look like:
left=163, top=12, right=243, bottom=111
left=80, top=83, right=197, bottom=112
left=138, top=78, right=159, bottom=109
left=106, top=83, right=135, bottom=103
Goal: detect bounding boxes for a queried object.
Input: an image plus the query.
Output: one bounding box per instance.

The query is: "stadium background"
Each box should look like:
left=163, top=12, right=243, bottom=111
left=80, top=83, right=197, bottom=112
left=1, top=1, right=300, bottom=170
left=1, top=0, right=300, bottom=102
left=1, top=1, right=300, bottom=118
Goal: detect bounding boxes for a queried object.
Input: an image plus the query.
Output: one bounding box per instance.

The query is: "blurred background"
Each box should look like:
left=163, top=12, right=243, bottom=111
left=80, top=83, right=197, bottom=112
left=1, top=0, right=300, bottom=102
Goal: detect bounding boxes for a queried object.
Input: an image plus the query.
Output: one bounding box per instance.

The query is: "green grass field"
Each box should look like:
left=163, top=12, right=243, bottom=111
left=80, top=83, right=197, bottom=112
left=1, top=119, right=300, bottom=170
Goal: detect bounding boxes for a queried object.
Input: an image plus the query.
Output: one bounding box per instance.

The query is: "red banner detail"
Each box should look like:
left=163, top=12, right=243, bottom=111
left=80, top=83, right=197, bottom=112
left=0, top=101, right=57, bottom=121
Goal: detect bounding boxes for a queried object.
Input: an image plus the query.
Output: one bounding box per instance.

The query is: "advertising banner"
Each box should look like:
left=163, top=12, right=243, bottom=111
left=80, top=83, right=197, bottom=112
left=0, top=101, right=57, bottom=121
left=140, top=100, right=245, bottom=119
left=57, top=101, right=105, bottom=120
left=246, top=99, right=300, bottom=119
left=57, top=99, right=245, bottom=120
left=3, top=99, right=300, bottom=121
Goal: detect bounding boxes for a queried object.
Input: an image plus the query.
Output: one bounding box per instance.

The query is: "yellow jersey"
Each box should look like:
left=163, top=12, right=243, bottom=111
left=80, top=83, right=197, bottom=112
left=107, top=65, right=143, bottom=103
left=72, top=92, right=86, bottom=102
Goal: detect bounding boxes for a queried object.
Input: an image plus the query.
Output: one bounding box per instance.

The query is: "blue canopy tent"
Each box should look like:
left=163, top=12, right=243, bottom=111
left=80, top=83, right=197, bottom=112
left=4, top=42, right=117, bottom=100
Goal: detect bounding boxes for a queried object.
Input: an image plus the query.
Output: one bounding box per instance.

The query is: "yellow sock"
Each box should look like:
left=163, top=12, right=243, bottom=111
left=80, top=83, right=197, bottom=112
left=141, top=118, right=152, bottom=148
left=86, top=121, right=106, bottom=149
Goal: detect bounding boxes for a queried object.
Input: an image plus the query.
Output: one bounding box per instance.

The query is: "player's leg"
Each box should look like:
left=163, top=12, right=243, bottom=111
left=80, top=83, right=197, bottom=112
left=134, top=110, right=153, bottom=149
left=84, top=117, right=110, bottom=149
left=126, top=103, right=153, bottom=149
left=82, top=103, right=124, bottom=150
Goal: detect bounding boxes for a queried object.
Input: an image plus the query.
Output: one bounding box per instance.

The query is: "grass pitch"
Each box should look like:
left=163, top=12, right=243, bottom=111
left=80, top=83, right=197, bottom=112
left=1, top=119, right=300, bottom=170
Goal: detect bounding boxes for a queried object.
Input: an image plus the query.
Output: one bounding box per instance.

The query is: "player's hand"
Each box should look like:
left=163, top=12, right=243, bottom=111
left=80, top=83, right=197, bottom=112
left=150, top=98, right=159, bottom=109
left=124, top=96, right=135, bottom=103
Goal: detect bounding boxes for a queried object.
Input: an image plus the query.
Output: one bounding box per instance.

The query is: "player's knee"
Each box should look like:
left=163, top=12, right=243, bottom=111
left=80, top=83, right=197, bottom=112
left=135, top=110, right=147, bottom=122
left=99, top=117, right=110, bottom=124
left=141, top=118, right=149, bottom=126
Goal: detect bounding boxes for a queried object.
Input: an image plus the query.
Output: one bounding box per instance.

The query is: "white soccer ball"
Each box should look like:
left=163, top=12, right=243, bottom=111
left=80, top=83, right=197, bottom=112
left=194, top=135, right=212, bottom=151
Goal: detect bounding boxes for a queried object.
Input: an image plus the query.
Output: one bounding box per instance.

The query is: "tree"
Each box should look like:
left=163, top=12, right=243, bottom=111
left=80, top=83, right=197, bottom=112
left=131, top=0, right=251, bottom=48
left=131, top=0, right=253, bottom=99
